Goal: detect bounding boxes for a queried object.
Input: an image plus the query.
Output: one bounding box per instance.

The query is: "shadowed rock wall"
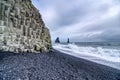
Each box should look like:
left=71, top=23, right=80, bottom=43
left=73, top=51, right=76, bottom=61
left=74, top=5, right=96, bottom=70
left=0, top=0, right=52, bottom=52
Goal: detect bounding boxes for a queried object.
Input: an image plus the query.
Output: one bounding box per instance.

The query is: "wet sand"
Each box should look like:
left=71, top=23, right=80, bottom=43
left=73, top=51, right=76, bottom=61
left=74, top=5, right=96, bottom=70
left=0, top=50, right=120, bottom=80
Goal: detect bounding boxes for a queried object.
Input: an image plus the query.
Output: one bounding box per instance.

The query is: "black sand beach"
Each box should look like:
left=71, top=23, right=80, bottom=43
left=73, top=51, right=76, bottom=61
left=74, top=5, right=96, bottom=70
left=0, top=50, right=120, bottom=80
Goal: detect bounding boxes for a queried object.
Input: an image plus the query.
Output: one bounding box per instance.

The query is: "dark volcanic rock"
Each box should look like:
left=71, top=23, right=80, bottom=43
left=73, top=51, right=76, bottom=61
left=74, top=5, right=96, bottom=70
left=55, top=37, right=60, bottom=43
left=0, top=50, right=120, bottom=80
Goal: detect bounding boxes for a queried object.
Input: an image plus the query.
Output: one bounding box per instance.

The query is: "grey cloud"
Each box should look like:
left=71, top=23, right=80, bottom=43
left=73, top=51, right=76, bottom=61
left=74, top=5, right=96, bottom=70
left=52, top=0, right=111, bottom=27
left=32, top=0, right=120, bottom=42
left=56, top=7, right=88, bottom=26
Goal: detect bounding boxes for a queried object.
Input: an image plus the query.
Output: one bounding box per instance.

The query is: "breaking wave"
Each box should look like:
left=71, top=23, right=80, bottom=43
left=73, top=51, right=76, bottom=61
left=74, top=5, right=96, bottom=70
left=53, top=43, right=120, bottom=70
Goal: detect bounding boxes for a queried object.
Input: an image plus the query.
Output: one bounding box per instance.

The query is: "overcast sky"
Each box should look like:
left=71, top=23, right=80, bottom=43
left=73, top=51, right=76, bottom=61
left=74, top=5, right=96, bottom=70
left=32, top=0, right=120, bottom=42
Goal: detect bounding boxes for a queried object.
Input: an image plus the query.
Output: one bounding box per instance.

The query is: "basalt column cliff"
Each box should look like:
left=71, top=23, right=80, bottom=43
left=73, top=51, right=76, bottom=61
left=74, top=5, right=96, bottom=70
left=0, top=0, right=52, bottom=52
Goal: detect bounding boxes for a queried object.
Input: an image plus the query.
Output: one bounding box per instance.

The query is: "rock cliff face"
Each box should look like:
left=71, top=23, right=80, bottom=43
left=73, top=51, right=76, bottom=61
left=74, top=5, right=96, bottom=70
left=0, top=0, right=52, bottom=52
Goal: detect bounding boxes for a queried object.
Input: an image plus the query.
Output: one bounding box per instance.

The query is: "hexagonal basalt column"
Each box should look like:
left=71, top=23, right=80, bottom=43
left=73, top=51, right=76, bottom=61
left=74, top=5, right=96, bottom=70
left=0, top=0, right=52, bottom=52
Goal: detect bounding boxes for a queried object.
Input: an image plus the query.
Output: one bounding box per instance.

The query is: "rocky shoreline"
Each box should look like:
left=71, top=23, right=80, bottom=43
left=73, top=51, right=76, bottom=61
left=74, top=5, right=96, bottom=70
left=0, top=50, right=120, bottom=80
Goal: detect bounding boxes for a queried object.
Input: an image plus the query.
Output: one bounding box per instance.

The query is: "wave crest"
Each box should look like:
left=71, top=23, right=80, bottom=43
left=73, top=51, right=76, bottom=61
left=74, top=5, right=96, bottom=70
left=53, top=43, right=120, bottom=62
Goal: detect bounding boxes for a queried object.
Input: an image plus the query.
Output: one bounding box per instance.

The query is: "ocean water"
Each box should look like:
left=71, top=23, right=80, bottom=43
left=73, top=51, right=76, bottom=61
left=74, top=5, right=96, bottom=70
left=53, top=42, right=120, bottom=70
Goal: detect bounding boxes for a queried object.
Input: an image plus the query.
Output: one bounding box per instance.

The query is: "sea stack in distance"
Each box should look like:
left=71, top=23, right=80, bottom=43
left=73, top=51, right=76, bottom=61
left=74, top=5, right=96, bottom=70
left=0, top=0, right=52, bottom=52
left=55, top=37, right=60, bottom=43
left=67, top=38, right=70, bottom=43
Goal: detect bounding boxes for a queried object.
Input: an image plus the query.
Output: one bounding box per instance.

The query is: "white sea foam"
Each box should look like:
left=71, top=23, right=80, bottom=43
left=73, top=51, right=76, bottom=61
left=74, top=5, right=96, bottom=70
left=53, top=43, right=120, bottom=70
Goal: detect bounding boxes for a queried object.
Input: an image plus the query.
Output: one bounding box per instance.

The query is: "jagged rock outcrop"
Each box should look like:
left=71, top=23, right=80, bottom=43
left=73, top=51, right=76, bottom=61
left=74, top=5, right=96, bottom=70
left=0, top=0, right=52, bottom=52
left=55, top=37, right=60, bottom=43
left=67, top=38, right=70, bottom=43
